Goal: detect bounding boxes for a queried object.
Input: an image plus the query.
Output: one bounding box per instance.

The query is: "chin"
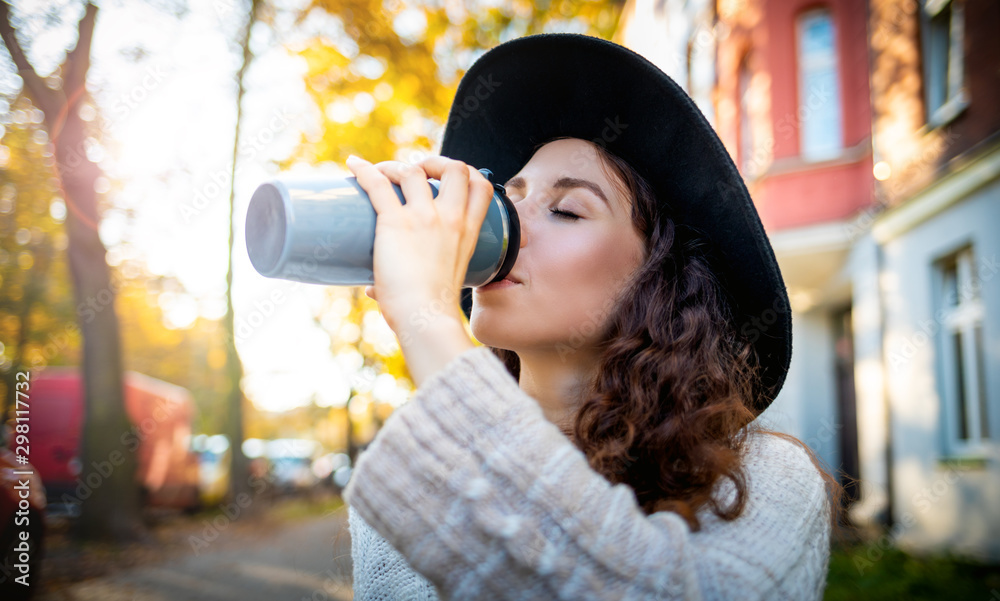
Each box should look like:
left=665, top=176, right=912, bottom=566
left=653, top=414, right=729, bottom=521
left=469, top=311, right=515, bottom=350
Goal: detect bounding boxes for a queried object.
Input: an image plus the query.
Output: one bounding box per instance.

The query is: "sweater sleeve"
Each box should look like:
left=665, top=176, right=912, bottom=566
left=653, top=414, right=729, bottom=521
left=343, top=346, right=830, bottom=601
left=349, top=504, right=442, bottom=601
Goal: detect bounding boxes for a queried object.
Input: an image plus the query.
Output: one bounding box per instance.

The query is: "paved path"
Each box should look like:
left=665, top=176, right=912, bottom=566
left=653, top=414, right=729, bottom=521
left=38, top=505, right=353, bottom=601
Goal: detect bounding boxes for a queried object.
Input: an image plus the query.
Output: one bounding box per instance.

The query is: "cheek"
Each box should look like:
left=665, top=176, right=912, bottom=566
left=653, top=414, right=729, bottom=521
left=469, top=224, right=645, bottom=349
left=531, top=228, right=642, bottom=324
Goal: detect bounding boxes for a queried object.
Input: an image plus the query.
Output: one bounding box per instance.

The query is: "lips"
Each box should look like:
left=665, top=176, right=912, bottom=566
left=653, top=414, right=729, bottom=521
left=478, top=273, right=522, bottom=291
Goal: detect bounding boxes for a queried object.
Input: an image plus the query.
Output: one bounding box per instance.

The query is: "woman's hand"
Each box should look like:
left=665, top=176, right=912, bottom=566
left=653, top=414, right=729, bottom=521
left=345, top=154, right=493, bottom=386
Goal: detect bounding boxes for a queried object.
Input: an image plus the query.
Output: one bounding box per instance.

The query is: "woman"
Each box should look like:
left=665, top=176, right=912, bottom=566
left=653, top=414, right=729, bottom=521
left=342, top=34, right=838, bottom=600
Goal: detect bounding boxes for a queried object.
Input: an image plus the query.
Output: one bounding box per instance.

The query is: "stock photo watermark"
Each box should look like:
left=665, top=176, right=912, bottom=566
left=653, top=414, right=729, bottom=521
left=179, top=106, right=293, bottom=223
left=1, top=370, right=39, bottom=588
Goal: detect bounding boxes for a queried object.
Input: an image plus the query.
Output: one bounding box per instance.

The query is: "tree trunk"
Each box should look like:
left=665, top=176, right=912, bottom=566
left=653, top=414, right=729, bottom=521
left=224, top=0, right=262, bottom=500
left=0, top=2, right=145, bottom=541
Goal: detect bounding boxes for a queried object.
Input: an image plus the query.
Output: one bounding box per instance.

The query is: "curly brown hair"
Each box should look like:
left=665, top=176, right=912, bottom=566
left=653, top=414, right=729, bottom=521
left=489, top=139, right=844, bottom=531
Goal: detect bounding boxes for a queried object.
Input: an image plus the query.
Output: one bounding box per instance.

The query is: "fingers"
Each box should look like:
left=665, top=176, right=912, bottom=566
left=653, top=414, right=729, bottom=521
left=375, top=161, right=436, bottom=211
left=346, top=154, right=492, bottom=240
left=462, top=164, right=494, bottom=249
left=417, top=156, right=486, bottom=189
left=416, top=158, right=493, bottom=261
left=419, top=156, right=494, bottom=216
left=346, top=155, right=405, bottom=216
left=348, top=154, right=493, bottom=297
left=346, top=155, right=440, bottom=215
left=430, top=158, right=470, bottom=213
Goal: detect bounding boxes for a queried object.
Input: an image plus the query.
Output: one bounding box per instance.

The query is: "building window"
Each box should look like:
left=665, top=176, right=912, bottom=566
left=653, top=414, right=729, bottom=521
left=921, top=0, right=967, bottom=126
left=936, top=245, right=990, bottom=455
left=738, top=53, right=756, bottom=176
left=796, top=9, right=843, bottom=161
left=686, top=24, right=717, bottom=127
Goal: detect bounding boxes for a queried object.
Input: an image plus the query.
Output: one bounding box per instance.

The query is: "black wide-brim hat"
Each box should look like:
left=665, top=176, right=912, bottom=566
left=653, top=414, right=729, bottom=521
left=441, top=33, right=791, bottom=412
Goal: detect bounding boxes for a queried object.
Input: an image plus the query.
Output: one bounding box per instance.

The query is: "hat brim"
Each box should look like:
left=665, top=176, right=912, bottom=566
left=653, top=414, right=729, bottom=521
left=441, top=33, right=791, bottom=412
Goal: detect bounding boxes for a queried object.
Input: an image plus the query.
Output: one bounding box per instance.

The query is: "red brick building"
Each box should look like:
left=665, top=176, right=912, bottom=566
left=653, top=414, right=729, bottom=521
left=618, top=0, right=1000, bottom=560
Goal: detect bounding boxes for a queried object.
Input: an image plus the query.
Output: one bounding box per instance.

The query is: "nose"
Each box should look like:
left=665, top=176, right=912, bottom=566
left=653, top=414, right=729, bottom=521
left=513, top=201, right=534, bottom=249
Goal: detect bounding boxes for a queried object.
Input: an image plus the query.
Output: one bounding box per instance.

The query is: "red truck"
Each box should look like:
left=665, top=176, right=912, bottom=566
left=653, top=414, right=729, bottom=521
left=29, top=368, right=200, bottom=512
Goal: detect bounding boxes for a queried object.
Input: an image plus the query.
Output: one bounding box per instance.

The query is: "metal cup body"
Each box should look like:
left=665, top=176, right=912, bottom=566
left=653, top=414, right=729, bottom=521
left=245, top=175, right=518, bottom=287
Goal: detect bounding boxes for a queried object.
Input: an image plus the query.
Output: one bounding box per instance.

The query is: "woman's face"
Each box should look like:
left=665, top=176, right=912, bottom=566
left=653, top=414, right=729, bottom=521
left=470, top=138, right=647, bottom=357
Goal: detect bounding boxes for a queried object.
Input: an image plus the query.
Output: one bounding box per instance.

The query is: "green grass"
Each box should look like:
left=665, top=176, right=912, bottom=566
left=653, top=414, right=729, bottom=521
left=825, top=543, right=1000, bottom=600
left=267, top=492, right=345, bottom=522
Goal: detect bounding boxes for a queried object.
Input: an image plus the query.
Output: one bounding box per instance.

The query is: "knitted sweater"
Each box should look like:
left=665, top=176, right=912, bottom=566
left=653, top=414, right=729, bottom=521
left=343, top=346, right=831, bottom=600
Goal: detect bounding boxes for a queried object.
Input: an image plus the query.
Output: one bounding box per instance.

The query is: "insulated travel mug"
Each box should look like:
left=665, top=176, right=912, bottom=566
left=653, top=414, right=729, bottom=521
left=244, top=169, right=520, bottom=287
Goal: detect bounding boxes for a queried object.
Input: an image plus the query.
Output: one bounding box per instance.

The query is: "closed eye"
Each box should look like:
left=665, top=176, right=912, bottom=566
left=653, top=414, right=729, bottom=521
left=549, top=208, right=580, bottom=220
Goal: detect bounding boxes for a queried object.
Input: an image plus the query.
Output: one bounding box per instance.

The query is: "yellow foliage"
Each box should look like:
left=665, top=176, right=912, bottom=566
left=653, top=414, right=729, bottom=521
left=286, top=0, right=623, bottom=445
left=0, top=97, right=79, bottom=412
left=0, top=105, right=234, bottom=432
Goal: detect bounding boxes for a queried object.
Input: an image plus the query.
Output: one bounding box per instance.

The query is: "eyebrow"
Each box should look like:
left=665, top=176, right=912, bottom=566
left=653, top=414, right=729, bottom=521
left=504, top=175, right=612, bottom=209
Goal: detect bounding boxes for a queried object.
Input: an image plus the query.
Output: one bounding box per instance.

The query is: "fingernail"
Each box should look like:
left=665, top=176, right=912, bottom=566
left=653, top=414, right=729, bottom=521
left=346, top=154, right=361, bottom=166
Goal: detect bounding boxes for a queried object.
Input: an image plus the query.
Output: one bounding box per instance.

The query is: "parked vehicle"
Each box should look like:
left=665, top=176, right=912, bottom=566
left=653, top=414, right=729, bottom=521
left=190, top=434, right=231, bottom=507
left=29, top=368, right=200, bottom=512
left=311, top=452, right=352, bottom=493
left=243, top=438, right=321, bottom=494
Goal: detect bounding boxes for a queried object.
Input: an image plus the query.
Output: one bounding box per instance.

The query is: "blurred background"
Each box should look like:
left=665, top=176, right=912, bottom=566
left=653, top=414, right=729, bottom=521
left=0, top=0, right=997, bottom=599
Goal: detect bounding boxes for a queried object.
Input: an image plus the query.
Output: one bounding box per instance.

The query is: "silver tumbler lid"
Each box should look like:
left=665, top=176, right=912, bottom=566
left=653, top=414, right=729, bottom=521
left=245, top=183, right=288, bottom=277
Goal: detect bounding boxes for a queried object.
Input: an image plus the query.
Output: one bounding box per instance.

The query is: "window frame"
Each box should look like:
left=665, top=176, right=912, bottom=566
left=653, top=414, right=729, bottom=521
left=737, top=52, right=756, bottom=177
left=794, top=7, right=844, bottom=162
left=934, top=243, right=991, bottom=458
left=920, top=0, right=968, bottom=128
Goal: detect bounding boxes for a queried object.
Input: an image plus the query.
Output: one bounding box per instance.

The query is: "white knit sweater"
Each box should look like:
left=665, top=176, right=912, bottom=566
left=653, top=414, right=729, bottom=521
left=344, top=346, right=831, bottom=600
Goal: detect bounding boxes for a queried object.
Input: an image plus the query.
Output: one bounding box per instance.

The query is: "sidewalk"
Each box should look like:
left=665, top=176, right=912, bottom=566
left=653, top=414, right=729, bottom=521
left=36, top=494, right=353, bottom=600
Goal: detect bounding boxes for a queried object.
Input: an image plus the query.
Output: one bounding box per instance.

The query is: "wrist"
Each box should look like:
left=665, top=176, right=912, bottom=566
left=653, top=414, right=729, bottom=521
left=395, top=310, right=474, bottom=388
left=382, top=288, right=460, bottom=332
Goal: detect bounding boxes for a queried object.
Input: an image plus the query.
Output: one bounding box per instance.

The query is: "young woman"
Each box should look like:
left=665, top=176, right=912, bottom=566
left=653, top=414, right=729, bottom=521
left=342, top=34, right=839, bottom=600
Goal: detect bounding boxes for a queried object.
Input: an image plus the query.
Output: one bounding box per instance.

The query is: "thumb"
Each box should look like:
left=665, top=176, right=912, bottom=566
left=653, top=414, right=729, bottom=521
left=364, top=285, right=378, bottom=301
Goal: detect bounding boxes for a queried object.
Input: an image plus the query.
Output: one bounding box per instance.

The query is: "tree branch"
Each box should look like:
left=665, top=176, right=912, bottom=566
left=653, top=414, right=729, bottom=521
left=63, top=2, right=97, bottom=95
left=0, top=0, right=57, bottom=115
